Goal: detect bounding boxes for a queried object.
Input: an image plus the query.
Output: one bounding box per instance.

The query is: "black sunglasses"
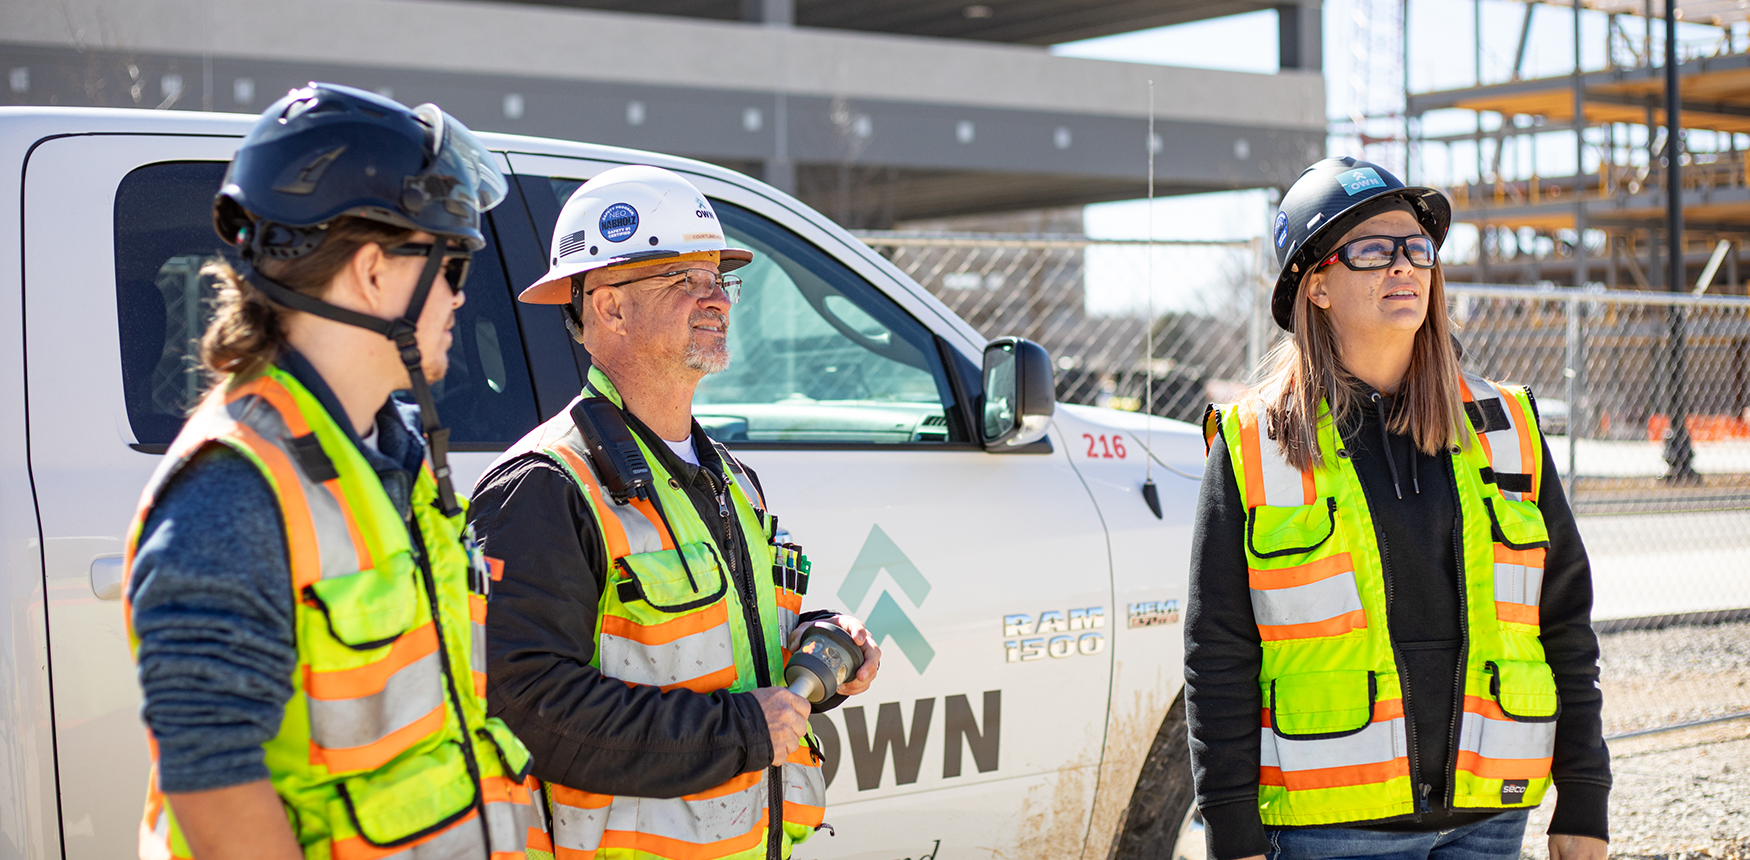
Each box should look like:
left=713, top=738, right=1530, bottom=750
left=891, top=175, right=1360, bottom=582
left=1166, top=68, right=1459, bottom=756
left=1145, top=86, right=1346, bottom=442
left=1319, top=234, right=1437, bottom=271
left=387, top=242, right=473, bottom=291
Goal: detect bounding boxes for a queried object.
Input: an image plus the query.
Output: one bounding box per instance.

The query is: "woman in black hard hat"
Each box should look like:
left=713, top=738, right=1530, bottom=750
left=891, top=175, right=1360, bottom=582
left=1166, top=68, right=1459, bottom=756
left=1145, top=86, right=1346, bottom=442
left=1184, top=157, right=1609, bottom=860
left=123, top=84, right=537, bottom=860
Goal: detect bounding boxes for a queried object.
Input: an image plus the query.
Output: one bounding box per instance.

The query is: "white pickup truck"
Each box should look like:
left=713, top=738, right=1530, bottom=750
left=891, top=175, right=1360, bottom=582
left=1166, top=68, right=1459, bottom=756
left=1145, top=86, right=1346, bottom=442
left=0, top=106, right=1211, bottom=860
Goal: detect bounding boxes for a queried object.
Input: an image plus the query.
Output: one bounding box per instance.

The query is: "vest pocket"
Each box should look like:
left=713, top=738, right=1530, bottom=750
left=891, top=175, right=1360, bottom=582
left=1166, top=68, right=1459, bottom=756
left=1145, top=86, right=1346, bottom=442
left=1483, top=497, right=1550, bottom=551
left=334, top=740, right=478, bottom=847
left=1246, top=499, right=1338, bottom=559
left=615, top=541, right=730, bottom=613
left=305, top=555, right=420, bottom=649
left=478, top=716, right=534, bottom=781
left=1483, top=660, right=1561, bottom=722
left=1266, top=670, right=1376, bottom=739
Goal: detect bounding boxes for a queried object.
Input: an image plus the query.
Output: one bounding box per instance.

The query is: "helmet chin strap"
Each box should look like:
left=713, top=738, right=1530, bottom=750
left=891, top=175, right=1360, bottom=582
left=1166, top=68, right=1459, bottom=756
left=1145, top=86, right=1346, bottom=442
left=241, top=241, right=463, bottom=517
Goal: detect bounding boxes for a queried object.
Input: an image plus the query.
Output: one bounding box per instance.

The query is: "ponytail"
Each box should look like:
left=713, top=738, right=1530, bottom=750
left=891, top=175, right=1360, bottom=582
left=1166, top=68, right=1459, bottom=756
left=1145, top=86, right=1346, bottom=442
left=200, top=217, right=415, bottom=389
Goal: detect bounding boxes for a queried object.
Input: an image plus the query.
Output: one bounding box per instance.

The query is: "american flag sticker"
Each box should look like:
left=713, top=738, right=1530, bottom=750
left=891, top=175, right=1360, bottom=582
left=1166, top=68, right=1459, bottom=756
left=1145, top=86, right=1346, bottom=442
left=558, top=229, right=589, bottom=257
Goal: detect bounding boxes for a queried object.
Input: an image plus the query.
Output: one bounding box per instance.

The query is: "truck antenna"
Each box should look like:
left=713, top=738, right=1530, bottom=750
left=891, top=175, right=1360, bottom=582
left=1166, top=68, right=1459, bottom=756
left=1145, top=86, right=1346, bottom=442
left=1142, top=80, right=1162, bottom=519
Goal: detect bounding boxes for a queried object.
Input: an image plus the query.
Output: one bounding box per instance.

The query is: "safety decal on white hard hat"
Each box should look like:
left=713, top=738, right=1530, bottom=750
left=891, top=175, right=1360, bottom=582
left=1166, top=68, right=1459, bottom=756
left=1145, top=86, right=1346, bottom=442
left=521, top=164, right=754, bottom=305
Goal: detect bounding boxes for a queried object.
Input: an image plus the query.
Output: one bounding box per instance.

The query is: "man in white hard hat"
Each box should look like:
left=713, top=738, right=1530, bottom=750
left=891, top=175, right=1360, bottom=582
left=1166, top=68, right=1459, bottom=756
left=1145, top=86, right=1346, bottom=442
left=468, top=165, right=881, bottom=860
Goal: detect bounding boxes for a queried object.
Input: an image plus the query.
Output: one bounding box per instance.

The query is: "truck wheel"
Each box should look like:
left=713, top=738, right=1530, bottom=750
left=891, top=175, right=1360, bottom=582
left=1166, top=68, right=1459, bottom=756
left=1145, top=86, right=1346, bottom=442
left=1110, top=690, right=1202, bottom=860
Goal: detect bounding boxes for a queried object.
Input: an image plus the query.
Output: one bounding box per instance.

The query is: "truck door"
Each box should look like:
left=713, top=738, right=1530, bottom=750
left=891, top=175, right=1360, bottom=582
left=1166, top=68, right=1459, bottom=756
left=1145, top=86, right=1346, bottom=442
left=508, top=153, right=1116, bottom=860
left=23, top=135, right=543, bottom=859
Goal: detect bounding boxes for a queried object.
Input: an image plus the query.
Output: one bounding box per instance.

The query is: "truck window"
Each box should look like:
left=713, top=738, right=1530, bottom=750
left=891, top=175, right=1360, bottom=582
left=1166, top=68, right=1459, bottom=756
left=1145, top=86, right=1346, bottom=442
left=546, top=179, right=963, bottom=445
left=113, top=161, right=538, bottom=450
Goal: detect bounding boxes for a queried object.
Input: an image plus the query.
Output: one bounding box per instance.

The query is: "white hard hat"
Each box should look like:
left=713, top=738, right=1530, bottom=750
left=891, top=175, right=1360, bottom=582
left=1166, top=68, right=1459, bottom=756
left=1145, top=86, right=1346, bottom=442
left=520, top=165, right=754, bottom=304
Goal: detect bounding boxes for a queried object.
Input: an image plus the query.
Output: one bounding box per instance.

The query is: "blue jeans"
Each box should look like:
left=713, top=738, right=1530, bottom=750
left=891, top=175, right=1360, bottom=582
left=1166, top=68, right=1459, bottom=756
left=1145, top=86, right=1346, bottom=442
left=1266, top=810, right=1530, bottom=860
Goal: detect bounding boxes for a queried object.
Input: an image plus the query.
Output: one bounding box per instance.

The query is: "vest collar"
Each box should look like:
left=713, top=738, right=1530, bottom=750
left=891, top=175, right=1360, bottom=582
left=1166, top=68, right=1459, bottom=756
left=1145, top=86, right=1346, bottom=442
left=583, top=365, right=725, bottom=485
left=277, top=349, right=425, bottom=513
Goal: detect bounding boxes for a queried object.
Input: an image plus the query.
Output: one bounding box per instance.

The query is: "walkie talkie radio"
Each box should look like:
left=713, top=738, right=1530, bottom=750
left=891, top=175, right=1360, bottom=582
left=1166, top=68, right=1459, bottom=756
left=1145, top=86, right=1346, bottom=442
left=571, top=399, right=654, bottom=503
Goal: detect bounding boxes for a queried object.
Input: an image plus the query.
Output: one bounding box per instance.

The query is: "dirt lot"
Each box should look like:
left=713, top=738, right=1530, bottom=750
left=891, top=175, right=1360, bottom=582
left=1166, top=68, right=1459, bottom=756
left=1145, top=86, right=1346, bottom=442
left=1520, top=621, right=1750, bottom=859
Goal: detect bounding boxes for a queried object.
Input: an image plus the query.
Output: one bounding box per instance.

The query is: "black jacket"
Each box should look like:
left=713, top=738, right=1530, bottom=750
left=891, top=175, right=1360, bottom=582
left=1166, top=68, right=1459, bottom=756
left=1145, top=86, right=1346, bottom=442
left=1185, top=390, right=1610, bottom=859
left=469, top=409, right=838, bottom=799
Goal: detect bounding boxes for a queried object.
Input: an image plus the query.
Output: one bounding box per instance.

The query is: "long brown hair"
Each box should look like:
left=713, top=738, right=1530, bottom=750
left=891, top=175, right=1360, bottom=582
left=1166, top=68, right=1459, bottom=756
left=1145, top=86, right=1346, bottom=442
left=200, top=217, right=414, bottom=386
left=1250, top=260, right=1467, bottom=472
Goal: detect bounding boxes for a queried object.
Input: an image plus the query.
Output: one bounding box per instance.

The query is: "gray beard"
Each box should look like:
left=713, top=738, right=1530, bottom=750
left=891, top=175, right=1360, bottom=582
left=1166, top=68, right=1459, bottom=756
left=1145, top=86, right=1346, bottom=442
left=684, top=340, right=730, bottom=374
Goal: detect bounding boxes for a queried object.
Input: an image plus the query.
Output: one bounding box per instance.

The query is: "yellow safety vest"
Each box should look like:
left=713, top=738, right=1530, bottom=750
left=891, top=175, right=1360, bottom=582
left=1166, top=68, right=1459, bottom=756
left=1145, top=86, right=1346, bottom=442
left=1204, top=371, right=1560, bottom=827
left=494, top=368, right=826, bottom=860
left=124, top=367, right=540, bottom=860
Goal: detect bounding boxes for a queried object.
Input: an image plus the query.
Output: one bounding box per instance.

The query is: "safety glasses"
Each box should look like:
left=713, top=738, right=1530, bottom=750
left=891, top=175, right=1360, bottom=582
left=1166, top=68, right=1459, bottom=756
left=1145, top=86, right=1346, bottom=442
left=591, top=268, right=743, bottom=304
left=1319, top=234, right=1437, bottom=271
left=387, top=242, right=473, bottom=291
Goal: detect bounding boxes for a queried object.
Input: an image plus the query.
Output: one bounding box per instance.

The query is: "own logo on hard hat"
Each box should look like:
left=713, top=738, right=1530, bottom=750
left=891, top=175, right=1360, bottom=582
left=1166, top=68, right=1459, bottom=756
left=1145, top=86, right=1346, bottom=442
left=695, top=197, right=716, bottom=220
left=1337, top=167, right=1387, bottom=196
left=599, top=203, right=639, bottom=242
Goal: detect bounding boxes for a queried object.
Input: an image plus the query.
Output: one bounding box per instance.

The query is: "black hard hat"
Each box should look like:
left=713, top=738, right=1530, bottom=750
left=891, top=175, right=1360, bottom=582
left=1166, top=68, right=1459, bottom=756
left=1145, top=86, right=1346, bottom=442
left=214, top=82, right=506, bottom=256
left=1270, top=156, right=1451, bottom=331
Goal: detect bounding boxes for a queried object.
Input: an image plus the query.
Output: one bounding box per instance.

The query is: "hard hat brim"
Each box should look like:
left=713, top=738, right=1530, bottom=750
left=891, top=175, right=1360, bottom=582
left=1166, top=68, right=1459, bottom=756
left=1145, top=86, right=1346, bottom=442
left=519, top=247, right=754, bottom=304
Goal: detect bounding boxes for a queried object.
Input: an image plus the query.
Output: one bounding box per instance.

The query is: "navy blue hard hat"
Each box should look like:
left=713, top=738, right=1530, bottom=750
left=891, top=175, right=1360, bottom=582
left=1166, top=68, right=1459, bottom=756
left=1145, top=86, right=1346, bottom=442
left=1270, top=156, right=1451, bottom=331
left=214, top=82, right=506, bottom=257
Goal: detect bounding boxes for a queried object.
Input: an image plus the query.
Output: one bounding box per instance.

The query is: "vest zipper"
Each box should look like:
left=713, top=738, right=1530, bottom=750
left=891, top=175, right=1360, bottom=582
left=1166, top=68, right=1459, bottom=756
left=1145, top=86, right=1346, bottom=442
left=1349, top=445, right=1425, bottom=822
left=408, top=513, right=492, bottom=853
left=1443, top=462, right=1470, bottom=808
left=706, top=468, right=782, bottom=860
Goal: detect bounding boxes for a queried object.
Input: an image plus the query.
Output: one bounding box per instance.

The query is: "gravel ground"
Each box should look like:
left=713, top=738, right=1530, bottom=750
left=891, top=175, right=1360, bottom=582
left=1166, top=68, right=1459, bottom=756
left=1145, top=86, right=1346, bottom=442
left=1518, top=621, right=1750, bottom=859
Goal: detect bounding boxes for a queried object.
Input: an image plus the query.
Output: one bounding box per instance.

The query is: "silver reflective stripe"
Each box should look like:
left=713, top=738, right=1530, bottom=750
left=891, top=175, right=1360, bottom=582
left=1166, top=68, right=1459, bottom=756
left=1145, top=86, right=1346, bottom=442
left=1458, top=711, right=1557, bottom=761
left=484, top=795, right=533, bottom=854
left=471, top=615, right=487, bottom=677
left=1250, top=571, right=1363, bottom=628
left=369, top=813, right=488, bottom=860
left=1248, top=401, right=1310, bottom=507
left=1266, top=717, right=1408, bottom=773
left=784, top=759, right=826, bottom=810
left=230, top=395, right=363, bottom=581
left=777, top=607, right=800, bottom=643
left=598, top=624, right=737, bottom=689
left=1464, top=374, right=1527, bottom=501
left=308, top=651, right=445, bottom=750
left=1494, top=561, right=1543, bottom=608
left=636, top=779, right=767, bottom=845
left=549, top=794, right=610, bottom=852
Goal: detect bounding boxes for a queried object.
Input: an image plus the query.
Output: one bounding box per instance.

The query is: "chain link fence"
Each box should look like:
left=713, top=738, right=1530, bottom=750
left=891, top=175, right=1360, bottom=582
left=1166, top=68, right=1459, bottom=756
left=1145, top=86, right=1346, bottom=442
left=857, top=231, right=1750, bottom=630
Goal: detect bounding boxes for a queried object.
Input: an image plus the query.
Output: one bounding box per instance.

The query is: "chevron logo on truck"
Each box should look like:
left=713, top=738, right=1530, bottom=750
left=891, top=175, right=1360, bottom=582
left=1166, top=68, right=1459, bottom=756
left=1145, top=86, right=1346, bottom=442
left=838, top=524, right=935, bottom=673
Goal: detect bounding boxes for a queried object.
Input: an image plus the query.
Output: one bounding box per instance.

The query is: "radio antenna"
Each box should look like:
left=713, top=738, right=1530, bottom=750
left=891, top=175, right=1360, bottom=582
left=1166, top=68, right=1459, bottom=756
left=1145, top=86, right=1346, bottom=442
left=1141, top=80, right=1162, bottom=519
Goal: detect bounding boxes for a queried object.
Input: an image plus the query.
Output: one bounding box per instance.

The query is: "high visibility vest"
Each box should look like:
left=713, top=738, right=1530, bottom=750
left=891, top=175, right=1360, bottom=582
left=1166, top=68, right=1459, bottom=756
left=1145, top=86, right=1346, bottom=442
left=124, top=366, right=541, bottom=860
left=1203, top=372, right=1559, bottom=828
left=491, top=367, right=827, bottom=860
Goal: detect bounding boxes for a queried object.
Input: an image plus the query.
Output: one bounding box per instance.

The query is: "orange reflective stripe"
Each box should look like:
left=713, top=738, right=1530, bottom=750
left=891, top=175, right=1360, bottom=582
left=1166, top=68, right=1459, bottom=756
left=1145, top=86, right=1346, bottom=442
left=470, top=594, right=488, bottom=625
left=1459, top=378, right=1496, bottom=463
left=1455, top=750, right=1553, bottom=780
left=659, top=664, right=738, bottom=693
left=1237, top=405, right=1267, bottom=507
left=1257, top=609, right=1367, bottom=641
left=1492, top=383, right=1539, bottom=500
left=550, top=784, right=614, bottom=810
left=555, top=847, right=596, bottom=860
left=310, top=705, right=445, bottom=772
left=627, top=497, right=678, bottom=551
left=330, top=809, right=479, bottom=860
left=1463, top=694, right=1510, bottom=722
left=683, top=770, right=762, bottom=801
left=229, top=375, right=311, bottom=435
left=549, top=444, right=631, bottom=560
left=786, top=745, right=819, bottom=766
left=599, top=601, right=729, bottom=646
left=1249, top=553, right=1354, bottom=590
left=1300, top=469, right=1317, bottom=508
left=487, top=556, right=505, bottom=582
left=1258, top=756, right=1409, bottom=791
left=483, top=775, right=532, bottom=804
left=784, top=800, right=825, bottom=828
left=1495, top=602, right=1540, bottom=625
left=231, top=424, right=322, bottom=591
left=474, top=672, right=487, bottom=697
left=526, top=828, right=555, bottom=853
left=776, top=589, right=804, bottom=614
left=1493, top=545, right=1545, bottom=567
left=598, top=810, right=768, bottom=860
left=305, top=623, right=438, bottom=699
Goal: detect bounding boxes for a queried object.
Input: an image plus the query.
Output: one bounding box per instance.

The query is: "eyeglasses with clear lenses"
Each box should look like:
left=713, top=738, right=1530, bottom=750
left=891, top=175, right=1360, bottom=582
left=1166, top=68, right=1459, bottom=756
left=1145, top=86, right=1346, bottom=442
left=386, top=242, right=473, bottom=291
left=594, top=268, right=743, bottom=304
left=1319, top=234, right=1437, bottom=272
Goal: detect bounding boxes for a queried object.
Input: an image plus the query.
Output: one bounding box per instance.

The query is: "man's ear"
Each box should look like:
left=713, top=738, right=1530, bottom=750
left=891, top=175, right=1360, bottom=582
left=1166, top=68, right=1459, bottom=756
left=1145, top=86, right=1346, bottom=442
left=591, top=283, right=631, bottom=337
left=342, top=241, right=393, bottom=314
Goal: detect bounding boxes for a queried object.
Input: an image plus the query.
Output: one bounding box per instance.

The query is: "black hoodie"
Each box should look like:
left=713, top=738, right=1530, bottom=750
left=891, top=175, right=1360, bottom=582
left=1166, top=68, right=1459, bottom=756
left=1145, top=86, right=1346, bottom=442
left=1184, top=389, right=1610, bottom=859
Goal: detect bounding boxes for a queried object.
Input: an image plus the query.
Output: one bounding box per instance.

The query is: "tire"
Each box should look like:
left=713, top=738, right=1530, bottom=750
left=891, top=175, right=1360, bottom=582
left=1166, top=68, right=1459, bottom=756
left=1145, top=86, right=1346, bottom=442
left=1110, top=690, right=1203, bottom=860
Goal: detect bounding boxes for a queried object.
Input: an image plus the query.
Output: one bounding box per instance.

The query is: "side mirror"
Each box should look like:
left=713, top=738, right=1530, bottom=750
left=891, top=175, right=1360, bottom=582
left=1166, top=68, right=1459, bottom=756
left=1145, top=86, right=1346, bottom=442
left=981, top=337, right=1055, bottom=450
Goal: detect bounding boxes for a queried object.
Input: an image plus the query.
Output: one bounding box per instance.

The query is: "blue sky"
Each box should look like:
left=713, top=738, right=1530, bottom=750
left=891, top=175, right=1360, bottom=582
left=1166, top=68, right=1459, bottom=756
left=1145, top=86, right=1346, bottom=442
left=1048, top=0, right=1742, bottom=311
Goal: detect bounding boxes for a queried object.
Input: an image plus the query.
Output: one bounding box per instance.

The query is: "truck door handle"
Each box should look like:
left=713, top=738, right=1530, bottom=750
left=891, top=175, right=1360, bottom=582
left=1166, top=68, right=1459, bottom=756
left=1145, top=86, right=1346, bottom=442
left=90, top=555, right=125, bottom=601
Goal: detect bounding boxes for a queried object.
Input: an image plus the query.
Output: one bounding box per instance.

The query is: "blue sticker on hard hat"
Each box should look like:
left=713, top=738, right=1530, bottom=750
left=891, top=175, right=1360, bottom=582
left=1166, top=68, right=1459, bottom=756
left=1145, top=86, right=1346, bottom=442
left=599, top=203, right=639, bottom=243
left=558, top=229, right=588, bottom=258
left=1337, top=168, right=1387, bottom=196
left=1274, top=211, right=1289, bottom=248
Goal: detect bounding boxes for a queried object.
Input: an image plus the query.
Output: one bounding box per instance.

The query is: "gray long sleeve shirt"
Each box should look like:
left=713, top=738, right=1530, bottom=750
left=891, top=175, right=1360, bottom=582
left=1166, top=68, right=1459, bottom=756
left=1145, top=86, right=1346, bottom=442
left=128, top=353, right=425, bottom=793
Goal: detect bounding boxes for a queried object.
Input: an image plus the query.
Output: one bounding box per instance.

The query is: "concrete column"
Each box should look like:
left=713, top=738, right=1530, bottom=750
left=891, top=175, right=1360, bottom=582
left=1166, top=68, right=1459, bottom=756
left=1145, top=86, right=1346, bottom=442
left=744, top=0, right=796, bottom=194
left=1276, top=0, right=1323, bottom=71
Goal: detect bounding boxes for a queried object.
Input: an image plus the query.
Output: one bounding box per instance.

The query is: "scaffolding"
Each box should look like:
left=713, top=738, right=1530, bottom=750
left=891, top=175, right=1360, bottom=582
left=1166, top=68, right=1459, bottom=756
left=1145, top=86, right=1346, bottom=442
left=1407, top=0, right=1750, bottom=292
